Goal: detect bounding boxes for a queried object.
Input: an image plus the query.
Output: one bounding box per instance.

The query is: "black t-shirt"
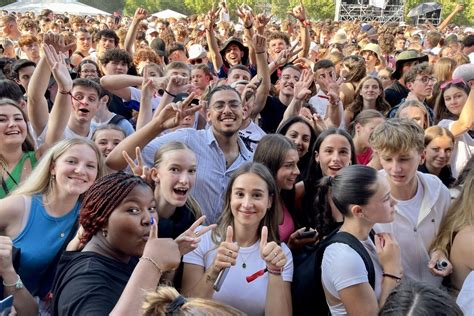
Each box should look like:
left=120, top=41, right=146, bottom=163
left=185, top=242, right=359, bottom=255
left=158, top=205, right=196, bottom=239
left=52, top=251, right=136, bottom=316
left=384, top=81, right=409, bottom=107
left=260, top=96, right=287, bottom=134
left=108, top=95, right=133, bottom=120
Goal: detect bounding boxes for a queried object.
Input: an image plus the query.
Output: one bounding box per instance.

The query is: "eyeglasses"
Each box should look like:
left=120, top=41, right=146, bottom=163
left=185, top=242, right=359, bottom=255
left=415, top=76, right=437, bottom=84
left=189, top=58, right=203, bottom=65
left=211, top=102, right=241, bottom=112
left=440, top=78, right=466, bottom=90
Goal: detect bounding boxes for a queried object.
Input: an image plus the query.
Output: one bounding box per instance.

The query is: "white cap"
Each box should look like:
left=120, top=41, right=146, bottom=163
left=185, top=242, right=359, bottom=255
left=464, top=27, right=474, bottom=34
left=188, top=44, right=207, bottom=60
left=146, top=27, right=158, bottom=36
left=310, top=42, right=319, bottom=52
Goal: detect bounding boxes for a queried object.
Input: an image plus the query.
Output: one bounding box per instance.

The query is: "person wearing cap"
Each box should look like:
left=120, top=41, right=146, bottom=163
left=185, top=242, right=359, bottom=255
left=361, top=43, right=383, bottom=76
left=167, top=43, right=188, bottom=63
left=452, top=63, right=474, bottom=89
left=462, top=34, right=474, bottom=64
left=384, top=50, right=428, bottom=107
left=188, top=44, right=209, bottom=67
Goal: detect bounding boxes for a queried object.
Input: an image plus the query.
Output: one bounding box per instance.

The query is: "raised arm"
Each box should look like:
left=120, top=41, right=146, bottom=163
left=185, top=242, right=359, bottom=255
left=124, top=8, right=148, bottom=55
left=438, top=4, right=464, bottom=33
left=252, top=34, right=271, bottom=118
left=27, top=56, right=51, bottom=136
left=288, top=1, right=310, bottom=58
left=100, top=74, right=143, bottom=101
left=450, top=88, right=474, bottom=137
left=106, top=93, right=201, bottom=170
left=236, top=6, right=255, bottom=64
left=42, top=45, right=74, bottom=146
left=205, top=7, right=224, bottom=72
left=135, top=75, right=154, bottom=130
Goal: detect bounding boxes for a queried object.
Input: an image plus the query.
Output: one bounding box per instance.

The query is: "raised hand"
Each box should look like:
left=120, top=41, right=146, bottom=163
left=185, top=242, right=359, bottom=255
left=154, top=92, right=201, bottom=130
left=134, top=7, right=148, bottom=21
left=260, top=226, right=287, bottom=271
left=375, top=233, right=402, bottom=278
left=236, top=5, right=254, bottom=29
left=274, top=43, right=303, bottom=67
left=288, top=0, right=307, bottom=22
left=42, top=44, right=73, bottom=92
left=205, top=6, right=218, bottom=30
left=255, top=13, right=273, bottom=32
left=294, top=69, right=313, bottom=101
left=212, top=226, right=240, bottom=272
left=428, top=249, right=453, bottom=277
left=142, top=216, right=181, bottom=272
left=253, top=33, right=267, bottom=54
left=122, top=147, right=153, bottom=184
left=287, top=227, right=318, bottom=250
left=175, top=216, right=217, bottom=256
left=166, top=75, right=192, bottom=95
left=43, top=33, right=76, bottom=54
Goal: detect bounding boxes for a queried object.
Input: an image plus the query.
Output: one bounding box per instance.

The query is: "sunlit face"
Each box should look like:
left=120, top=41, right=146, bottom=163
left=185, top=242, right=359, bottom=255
left=315, top=134, right=352, bottom=176
left=230, top=172, right=273, bottom=229
left=358, top=175, right=396, bottom=224
left=276, top=149, right=300, bottom=190
left=0, top=105, right=27, bottom=146
left=269, top=38, right=287, bottom=57
left=98, top=36, right=117, bottom=52
left=94, top=129, right=125, bottom=158
left=152, top=149, right=197, bottom=207
left=279, top=67, right=301, bottom=97
left=224, top=44, right=244, bottom=66
left=409, top=74, right=435, bottom=98
left=378, top=148, right=422, bottom=190
left=398, top=106, right=427, bottom=129
left=51, top=144, right=99, bottom=196
left=285, top=122, right=311, bottom=158
left=207, top=89, right=243, bottom=138
left=103, top=60, right=129, bottom=75
left=227, top=69, right=251, bottom=84
left=443, top=86, right=468, bottom=116
left=71, top=85, right=100, bottom=123
left=21, top=42, right=40, bottom=62
left=360, top=78, right=382, bottom=101
left=79, top=63, right=99, bottom=79
left=166, top=69, right=190, bottom=81
left=424, top=136, right=453, bottom=171
left=76, top=31, right=91, bottom=52
left=105, top=184, right=156, bottom=258
left=191, top=69, right=211, bottom=90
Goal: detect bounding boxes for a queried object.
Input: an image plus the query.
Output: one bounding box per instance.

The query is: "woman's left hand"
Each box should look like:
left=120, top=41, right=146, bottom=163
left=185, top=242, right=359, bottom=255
left=175, top=216, right=217, bottom=256
left=260, top=226, right=287, bottom=271
left=428, top=249, right=453, bottom=277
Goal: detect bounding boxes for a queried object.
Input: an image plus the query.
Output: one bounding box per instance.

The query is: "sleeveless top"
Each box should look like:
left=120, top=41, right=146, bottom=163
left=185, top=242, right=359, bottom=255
left=0, top=151, right=37, bottom=199
left=13, top=194, right=80, bottom=297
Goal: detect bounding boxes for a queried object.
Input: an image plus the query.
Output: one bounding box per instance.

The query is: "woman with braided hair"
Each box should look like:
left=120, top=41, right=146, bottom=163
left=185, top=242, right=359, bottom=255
left=52, top=172, right=181, bottom=316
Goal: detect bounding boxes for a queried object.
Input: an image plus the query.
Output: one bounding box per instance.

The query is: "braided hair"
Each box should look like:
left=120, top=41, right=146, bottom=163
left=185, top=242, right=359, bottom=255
left=79, top=172, right=151, bottom=244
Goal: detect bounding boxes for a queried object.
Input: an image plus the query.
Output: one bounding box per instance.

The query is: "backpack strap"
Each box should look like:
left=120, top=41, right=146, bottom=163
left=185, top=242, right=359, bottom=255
left=108, top=114, right=126, bottom=126
left=326, top=231, right=376, bottom=289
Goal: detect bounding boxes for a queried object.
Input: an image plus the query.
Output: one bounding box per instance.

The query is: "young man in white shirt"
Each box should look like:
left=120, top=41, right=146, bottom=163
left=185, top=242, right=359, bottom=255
left=370, top=118, right=452, bottom=287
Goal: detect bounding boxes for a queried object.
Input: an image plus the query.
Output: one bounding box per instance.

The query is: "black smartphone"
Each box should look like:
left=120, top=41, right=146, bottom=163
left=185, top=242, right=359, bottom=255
left=296, top=230, right=318, bottom=239
left=213, top=267, right=230, bottom=291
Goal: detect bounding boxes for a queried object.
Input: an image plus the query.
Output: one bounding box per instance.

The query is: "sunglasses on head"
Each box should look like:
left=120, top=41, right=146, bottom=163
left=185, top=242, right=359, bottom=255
left=189, top=58, right=203, bottom=65
left=440, top=78, right=466, bottom=90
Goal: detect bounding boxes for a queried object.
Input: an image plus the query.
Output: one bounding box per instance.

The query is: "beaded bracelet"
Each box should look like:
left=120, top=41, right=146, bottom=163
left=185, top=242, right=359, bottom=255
left=266, top=266, right=282, bottom=275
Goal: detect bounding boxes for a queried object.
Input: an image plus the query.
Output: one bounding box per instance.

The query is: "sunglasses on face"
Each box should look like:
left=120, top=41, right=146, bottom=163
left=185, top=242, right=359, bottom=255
left=440, top=78, right=467, bottom=90
left=189, top=58, right=203, bottom=65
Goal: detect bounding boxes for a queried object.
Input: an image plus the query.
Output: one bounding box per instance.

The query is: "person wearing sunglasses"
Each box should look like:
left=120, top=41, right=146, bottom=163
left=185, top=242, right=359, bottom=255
left=187, top=44, right=209, bottom=67
left=387, top=62, right=436, bottom=126
left=434, top=78, right=473, bottom=179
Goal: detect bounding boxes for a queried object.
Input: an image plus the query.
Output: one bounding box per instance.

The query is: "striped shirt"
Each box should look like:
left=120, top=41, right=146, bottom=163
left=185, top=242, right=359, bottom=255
left=142, top=128, right=253, bottom=224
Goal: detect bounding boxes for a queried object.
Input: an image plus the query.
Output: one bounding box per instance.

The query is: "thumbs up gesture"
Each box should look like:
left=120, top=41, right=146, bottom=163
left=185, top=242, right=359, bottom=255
left=259, top=226, right=287, bottom=272
left=212, top=226, right=240, bottom=272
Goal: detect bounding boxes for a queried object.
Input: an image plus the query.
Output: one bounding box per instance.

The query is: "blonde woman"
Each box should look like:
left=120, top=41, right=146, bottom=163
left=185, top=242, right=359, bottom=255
left=396, top=100, right=430, bottom=130
left=0, top=138, right=103, bottom=308
left=430, top=167, right=473, bottom=295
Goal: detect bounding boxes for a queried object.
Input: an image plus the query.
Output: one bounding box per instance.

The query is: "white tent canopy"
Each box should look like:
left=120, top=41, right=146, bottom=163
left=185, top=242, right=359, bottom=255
left=0, top=0, right=110, bottom=15
left=152, top=9, right=187, bottom=19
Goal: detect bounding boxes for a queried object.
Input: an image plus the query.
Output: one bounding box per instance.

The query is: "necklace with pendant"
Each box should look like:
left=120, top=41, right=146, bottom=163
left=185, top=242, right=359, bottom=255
left=240, top=252, right=253, bottom=269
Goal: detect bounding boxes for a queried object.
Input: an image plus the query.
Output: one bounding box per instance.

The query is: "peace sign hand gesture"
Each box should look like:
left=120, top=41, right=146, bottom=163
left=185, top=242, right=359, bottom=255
left=153, top=92, right=201, bottom=130
left=122, top=146, right=153, bottom=185
left=260, top=226, right=287, bottom=272
left=175, top=216, right=217, bottom=255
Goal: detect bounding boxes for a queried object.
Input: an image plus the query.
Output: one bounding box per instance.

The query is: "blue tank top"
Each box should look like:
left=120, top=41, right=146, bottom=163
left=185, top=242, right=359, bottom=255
left=13, top=194, right=80, bottom=297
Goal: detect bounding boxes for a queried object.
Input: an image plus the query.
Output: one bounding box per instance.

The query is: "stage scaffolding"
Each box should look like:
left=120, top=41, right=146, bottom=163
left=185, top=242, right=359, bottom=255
left=335, top=0, right=405, bottom=23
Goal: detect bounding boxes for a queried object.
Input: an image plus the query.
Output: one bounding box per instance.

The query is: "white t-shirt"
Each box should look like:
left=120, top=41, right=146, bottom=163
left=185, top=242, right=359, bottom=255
left=308, top=90, right=345, bottom=129
left=183, top=230, right=293, bottom=316
left=239, top=121, right=266, bottom=152
left=457, top=271, right=474, bottom=314
left=129, top=86, right=161, bottom=111
left=90, top=116, right=135, bottom=136
left=395, top=177, right=423, bottom=226
left=322, top=238, right=383, bottom=316
left=36, top=124, right=92, bottom=147
left=438, top=119, right=473, bottom=178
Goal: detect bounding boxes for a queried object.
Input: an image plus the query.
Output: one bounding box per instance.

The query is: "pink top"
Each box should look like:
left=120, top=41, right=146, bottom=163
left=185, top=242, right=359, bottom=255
left=279, top=204, right=295, bottom=243
left=357, top=147, right=373, bottom=165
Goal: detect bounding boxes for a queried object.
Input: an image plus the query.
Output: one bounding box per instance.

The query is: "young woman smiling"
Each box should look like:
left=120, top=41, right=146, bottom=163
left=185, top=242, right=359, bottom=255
left=182, top=163, right=292, bottom=316
left=0, top=138, right=104, bottom=310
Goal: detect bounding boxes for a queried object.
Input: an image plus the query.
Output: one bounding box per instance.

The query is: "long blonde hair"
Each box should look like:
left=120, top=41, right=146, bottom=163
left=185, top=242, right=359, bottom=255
left=430, top=169, right=473, bottom=254
left=13, top=138, right=104, bottom=197
left=142, top=286, right=245, bottom=316
left=153, top=141, right=202, bottom=218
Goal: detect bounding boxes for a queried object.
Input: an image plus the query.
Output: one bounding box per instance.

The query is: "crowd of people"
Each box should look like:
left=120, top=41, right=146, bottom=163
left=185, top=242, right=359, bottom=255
left=0, top=2, right=473, bottom=315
